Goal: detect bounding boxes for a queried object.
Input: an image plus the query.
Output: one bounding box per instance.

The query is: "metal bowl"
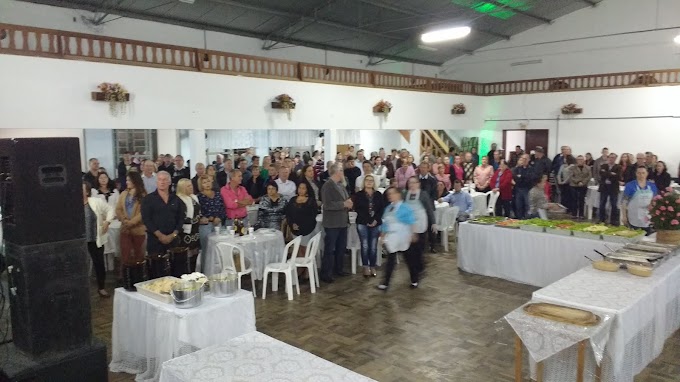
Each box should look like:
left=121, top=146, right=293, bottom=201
left=170, top=280, right=204, bottom=309
left=209, top=271, right=239, bottom=298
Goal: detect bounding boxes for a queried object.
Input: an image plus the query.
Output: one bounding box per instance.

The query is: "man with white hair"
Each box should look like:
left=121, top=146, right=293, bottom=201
left=275, top=166, right=296, bottom=200
left=141, top=160, right=157, bottom=194
left=320, top=163, right=353, bottom=283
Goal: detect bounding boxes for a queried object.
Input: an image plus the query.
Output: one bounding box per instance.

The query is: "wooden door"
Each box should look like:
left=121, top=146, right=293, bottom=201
left=525, top=129, right=549, bottom=157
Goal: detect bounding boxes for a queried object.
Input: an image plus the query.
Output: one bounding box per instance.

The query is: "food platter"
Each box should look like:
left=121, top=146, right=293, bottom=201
left=135, top=276, right=181, bottom=304
left=495, top=219, right=521, bottom=229
left=524, top=303, right=601, bottom=327
left=468, top=216, right=506, bottom=225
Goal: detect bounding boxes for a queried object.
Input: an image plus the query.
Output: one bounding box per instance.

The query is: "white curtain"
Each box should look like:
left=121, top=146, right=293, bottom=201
left=337, top=130, right=360, bottom=144
left=206, top=130, right=268, bottom=151
left=269, top=130, right=317, bottom=147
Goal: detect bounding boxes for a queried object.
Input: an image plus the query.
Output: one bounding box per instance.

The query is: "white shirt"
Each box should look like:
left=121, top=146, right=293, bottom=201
left=275, top=178, right=296, bottom=200
left=142, top=172, right=157, bottom=194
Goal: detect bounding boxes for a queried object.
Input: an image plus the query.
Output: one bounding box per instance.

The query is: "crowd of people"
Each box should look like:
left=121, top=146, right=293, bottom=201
left=81, top=144, right=677, bottom=294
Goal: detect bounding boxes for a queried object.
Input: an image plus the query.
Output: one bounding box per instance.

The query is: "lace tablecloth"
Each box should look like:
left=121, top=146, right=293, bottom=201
left=204, top=229, right=286, bottom=280
left=505, top=302, right=613, bottom=364
left=109, top=288, right=256, bottom=382
left=531, top=253, right=680, bottom=381
left=159, top=331, right=377, bottom=382
left=457, top=223, right=624, bottom=287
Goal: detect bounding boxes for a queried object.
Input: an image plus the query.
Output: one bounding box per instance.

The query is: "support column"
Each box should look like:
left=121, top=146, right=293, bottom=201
left=189, top=129, right=207, bottom=177
left=324, top=129, right=338, bottom=169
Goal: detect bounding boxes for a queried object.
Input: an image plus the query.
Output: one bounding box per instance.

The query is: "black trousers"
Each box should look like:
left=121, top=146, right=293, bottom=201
left=495, top=199, right=512, bottom=217
left=87, top=241, right=106, bottom=290
left=571, top=186, right=587, bottom=218
left=559, top=184, right=573, bottom=214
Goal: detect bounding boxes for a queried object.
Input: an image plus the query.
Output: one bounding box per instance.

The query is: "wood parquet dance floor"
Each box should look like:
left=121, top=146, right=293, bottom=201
left=96, top=249, right=680, bottom=382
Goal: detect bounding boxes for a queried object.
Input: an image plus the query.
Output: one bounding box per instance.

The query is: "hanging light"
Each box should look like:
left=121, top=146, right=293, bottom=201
left=421, top=26, right=471, bottom=43
left=674, top=34, right=680, bottom=44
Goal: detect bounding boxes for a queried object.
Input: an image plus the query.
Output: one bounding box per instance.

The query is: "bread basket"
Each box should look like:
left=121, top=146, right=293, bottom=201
left=626, top=264, right=653, bottom=277
left=592, top=260, right=619, bottom=272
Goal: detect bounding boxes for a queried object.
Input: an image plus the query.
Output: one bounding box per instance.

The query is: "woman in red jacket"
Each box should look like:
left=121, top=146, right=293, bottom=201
left=490, top=159, right=513, bottom=217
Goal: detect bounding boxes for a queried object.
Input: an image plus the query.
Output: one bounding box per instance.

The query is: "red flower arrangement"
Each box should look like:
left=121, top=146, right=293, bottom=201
left=648, top=190, right=680, bottom=230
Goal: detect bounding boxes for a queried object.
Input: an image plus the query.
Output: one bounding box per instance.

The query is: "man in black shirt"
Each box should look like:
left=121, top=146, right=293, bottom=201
left=530, top=147, right=552, bottom=177
left=141, top=171, right=185, bottom=278
left=243, top=165, right=266, bottom=202
left=598, top=153, right=621, bottom=225
left=158, top=154, right=174, bottom=173
left=171, top=155, right=191, bottom=193
left=216, top=159, right=234, bottom=189
left=343, top=157, right=361, bottom=195
left=486, top=143, right=498, bottom=167
left=418, top=162, right=438, bottom=252
left=83, top=158, right=100, bottom=188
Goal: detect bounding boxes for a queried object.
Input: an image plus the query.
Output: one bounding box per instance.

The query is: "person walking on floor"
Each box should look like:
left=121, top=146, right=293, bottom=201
left=403, top=176, right=435, bottom=281
left=377, top=187, right=417, bottom=290
left=320, top=163, right=353, bottom=283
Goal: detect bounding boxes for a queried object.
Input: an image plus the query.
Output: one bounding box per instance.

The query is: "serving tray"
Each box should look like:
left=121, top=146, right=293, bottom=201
left=524, top=303, right=601, bottom=327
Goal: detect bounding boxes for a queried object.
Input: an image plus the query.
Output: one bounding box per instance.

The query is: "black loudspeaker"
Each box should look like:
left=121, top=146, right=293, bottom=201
left=6, top=239, right=92, bottom=355
left=0, top=339, right=107, bottom=382
left=0, top=138, right=84, bottom=245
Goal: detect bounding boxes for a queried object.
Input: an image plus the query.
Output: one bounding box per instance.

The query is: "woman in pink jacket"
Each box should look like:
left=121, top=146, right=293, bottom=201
left=474, top=156, right=494, bottom=192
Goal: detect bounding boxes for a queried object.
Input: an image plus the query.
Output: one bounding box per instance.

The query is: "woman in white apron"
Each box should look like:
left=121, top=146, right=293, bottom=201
left=377, top=187, right=416, bottom=291
left=622, top=166, right=658, bottom=235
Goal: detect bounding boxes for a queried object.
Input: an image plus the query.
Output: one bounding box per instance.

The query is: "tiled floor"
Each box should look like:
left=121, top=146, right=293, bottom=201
left=96, top=248, right=680, bottom=382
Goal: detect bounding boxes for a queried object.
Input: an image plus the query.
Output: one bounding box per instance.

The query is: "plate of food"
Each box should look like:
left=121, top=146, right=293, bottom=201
left=518, top=218, right=550, bottom=232
left=135, top=276, right=181, bottom=304
left=602, top=227, right=645, bottom=244
left=572, top=223, right=608, bottom=240
left=468, top=216, right=506, bottom=225
left=495, top=219, right=521, bottom=229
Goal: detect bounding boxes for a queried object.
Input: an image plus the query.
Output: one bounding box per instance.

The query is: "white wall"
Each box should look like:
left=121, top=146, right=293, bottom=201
left=443, top=0, right=680, bottom=82
left=83, top=129, right=114, bottom=173
left=0, top=54, right=484, bottom=133
left=0, top=0, right=440, bottom=78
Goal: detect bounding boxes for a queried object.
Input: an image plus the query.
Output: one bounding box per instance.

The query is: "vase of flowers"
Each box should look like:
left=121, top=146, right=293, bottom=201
left=649, top=190, right=680, bottom=244
left=272, top=94, right=295, bottom=119
left=373, top=100, right=392, bottom=120
left=92, top=82, right=129, bottom=116
left=561, top=103, right=583, bottom=115
left=451, top=103, right=466, bottom=115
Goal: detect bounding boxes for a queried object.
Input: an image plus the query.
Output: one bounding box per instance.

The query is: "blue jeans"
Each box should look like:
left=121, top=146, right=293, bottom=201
left=198, top=224, right=213, bottom=273
left=322, top=227, right=348, bottom=279
left=514, top=187, right=530, bottom=219
left=356, top=224, right=379, bottom=267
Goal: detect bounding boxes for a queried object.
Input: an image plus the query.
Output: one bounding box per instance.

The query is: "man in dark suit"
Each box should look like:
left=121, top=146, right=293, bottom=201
left=598, top=153, right=622, bottom=225
left=216, top=159, right=234, bottom=189
left=417, top=162, right=438, bottom=252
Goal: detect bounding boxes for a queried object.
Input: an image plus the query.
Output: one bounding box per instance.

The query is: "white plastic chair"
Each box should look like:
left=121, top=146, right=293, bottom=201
left=262, top=236, right=301, bottom=301
left=437, top=206, right=460, bottom=253
left=486, top=191, right=500, bottom=216
left=288, top=232, right=321, bottom=293
left=215, top=242, right=256, bottom=297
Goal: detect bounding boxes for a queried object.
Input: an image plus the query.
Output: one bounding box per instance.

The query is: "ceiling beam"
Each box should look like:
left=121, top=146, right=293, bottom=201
left=22, top=0, right=444, bottom=66
left=206, top=0, right=406, bottom=42
left=485, top=1, right=552, bottom=24
left=353, top=0, right=510, bottom=40
left=263, top=0, right=340, bottom=48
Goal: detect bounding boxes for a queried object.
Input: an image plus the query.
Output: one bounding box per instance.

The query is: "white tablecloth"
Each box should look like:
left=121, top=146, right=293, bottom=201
left=109, top=288, right=256, bottom=382
left=532, top=252, right=680, bottom=381
left=434, top=201, right=451, bottom=226
left=317, top=212, right=360, bottom=251
left=204, top=229, right=286, bottom=280
left=159, top=331, right=377, bottom=382
left=457, top=223, right=624, bottom=287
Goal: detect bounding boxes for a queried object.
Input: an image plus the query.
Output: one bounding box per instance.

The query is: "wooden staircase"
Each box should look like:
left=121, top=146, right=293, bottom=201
left=421, top=130, right=458, bottom=157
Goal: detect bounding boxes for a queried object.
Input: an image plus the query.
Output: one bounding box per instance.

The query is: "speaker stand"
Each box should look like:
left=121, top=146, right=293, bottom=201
left=0, top=339, right=108, bottom=382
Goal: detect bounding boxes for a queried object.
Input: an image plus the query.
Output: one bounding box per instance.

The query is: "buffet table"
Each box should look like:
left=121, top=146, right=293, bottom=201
left=204, top=229, right=286, bottom=280
left=457, top=223, right=623, bottom=287
left=110, top=288, right=256, bottom=382
left=159, top=331, right=377, bottom=382
left=530, top=250, right=680, bottom=382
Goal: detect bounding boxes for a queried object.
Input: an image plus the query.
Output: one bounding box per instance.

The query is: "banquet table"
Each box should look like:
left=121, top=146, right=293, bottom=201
left=109, top=288, right=256, bottom=382
left=204, top=229, right=286, bottom=280
left=457, top=223, right=624, bottom=287
left=159, top=331, right=377, bottom=382
left=530, top=246, right=680, bottom=382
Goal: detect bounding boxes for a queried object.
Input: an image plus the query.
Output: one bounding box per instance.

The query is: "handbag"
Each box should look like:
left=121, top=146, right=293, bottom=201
left=123, top=260, right=146, bottom=291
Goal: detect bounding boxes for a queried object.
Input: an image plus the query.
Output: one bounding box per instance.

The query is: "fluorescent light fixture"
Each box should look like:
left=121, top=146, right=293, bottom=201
left=418, top=44, right=438, bottom=51
left=421, top=26, right=471, bottom=43
left=674, top=34, right=680, bottom=44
